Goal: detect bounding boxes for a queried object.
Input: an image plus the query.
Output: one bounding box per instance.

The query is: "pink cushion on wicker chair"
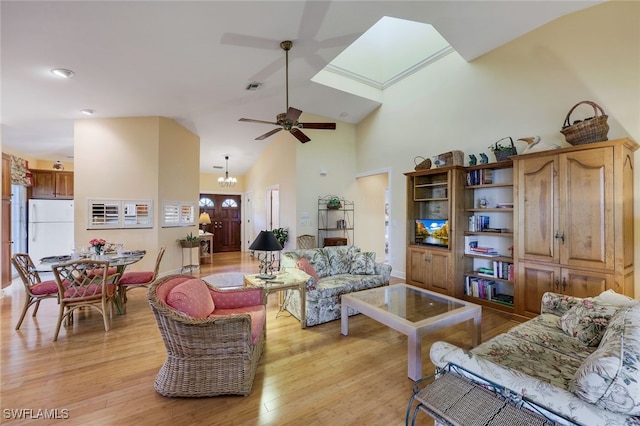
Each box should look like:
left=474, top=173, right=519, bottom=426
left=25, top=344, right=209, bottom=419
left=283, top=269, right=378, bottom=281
left=30, top=280, right=58, bottom=295
left=119, top=271, right=154, bottom=285
left=166, top=278, right=215, bottom=319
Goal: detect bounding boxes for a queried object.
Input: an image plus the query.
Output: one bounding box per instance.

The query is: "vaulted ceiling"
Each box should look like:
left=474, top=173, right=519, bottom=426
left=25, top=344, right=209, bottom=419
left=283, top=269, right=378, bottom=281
left=1, top=1, right=602, bottom=173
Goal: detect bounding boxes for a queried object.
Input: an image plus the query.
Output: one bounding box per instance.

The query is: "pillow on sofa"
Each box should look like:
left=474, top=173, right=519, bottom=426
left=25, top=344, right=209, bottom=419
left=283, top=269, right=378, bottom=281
left=296, top=257, right=320, bottom=280
left=593, top=289, right=639, bottom=307
left=166, top=278, right=215, bottom=318
left=350, top=251, right=376, bottom=275
left=570, top=304, right=640, bottom=415
left=559, top=298, right=619, bottom=346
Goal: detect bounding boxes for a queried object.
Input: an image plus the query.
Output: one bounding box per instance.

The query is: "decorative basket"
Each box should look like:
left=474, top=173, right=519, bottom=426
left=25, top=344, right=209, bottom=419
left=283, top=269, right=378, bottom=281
left=414, top=156, right=432, bottom=171
left=560, top=100, right=609, bottom=145
left=490, top=137, right=517, bottom=162
left=433, top=150, right=464, bottom=168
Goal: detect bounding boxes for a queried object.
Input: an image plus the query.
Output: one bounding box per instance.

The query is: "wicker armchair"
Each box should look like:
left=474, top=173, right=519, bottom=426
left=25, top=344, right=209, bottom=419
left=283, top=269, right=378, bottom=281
left=147, top=274, right=266, bottom=397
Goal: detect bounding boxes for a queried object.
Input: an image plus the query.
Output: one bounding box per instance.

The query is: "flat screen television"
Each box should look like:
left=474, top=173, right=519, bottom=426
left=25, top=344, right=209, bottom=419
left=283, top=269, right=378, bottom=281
left=415, top=219, right=449, bottom=247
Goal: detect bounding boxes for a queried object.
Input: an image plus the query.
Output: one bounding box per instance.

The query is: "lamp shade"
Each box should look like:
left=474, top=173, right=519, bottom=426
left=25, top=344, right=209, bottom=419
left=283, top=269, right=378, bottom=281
left=249, top=230, right=283, bottom=252
left=198, top=212, right=211, bottom=225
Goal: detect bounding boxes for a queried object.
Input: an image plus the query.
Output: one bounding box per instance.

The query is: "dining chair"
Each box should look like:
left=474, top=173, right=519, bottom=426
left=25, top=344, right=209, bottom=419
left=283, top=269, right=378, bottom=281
left=11, top=253, right=59, bottom=330
left=51, top=259, right=119, bottom=341
left=118, top=246, right=165, bottom=312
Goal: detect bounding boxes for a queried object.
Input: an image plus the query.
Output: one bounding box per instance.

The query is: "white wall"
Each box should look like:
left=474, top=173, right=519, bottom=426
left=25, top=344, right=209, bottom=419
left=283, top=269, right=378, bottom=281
left=355, top=1, right=640, bottom=292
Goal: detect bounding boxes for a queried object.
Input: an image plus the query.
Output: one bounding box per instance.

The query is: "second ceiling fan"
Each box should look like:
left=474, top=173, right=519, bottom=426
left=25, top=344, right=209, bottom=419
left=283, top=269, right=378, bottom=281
left=239, top=40, right=336, bottom=143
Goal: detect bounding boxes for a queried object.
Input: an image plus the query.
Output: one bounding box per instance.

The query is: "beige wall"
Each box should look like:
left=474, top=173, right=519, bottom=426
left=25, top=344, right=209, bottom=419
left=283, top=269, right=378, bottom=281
left=74, top=117, right=199, bottom=273
left=355, top=1, right=640, bottom=290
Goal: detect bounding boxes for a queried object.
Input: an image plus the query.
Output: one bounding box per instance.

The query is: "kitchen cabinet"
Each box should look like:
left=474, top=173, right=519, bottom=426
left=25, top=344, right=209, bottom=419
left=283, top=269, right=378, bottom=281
left=29, top=169, right=73, bottom=199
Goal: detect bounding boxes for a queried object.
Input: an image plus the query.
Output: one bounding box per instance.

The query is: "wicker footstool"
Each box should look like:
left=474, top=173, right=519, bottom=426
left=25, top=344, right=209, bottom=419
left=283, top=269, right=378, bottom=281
left=407, top=367, right=559, bottom=426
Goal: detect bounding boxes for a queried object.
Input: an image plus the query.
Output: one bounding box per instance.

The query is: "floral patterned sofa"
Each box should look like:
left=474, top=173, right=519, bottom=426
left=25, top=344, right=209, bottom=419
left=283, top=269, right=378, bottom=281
left=280, top=245, right=391, bottom=327
left=430, top=291, right=640, bottom=425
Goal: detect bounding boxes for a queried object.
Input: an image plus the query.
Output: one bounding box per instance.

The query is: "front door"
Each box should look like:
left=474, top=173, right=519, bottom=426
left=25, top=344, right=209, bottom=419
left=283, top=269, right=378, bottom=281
left=199, top=194, right=241, bottom=253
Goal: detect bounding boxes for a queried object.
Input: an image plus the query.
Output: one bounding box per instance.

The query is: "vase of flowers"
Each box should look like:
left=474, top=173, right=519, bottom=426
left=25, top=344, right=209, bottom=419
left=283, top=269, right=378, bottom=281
left=90, top=238, right=107, bottom=255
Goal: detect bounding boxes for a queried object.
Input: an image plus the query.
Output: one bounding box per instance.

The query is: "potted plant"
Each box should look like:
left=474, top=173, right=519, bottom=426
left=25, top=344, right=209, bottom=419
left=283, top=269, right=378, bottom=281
left=272, top=227, right=289, bottom=248
left=326, top=196, right=342, bottom=210
left=489, top=137, right=517, bottom=162
left=178, top=232, right=201, bottom=248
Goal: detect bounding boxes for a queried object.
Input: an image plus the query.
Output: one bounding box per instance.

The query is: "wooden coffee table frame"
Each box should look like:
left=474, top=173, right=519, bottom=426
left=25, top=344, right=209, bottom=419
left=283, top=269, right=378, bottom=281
left=341, top=283, right=481, bottom=381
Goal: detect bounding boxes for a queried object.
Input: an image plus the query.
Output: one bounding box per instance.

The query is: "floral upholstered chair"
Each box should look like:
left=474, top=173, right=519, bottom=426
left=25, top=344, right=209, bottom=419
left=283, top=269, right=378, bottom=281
left=147, top=274, right=266, bottom=397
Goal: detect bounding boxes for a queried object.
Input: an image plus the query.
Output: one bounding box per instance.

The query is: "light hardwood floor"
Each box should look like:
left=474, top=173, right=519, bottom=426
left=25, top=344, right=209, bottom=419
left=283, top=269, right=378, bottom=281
left=1, top=252, right=516, bottom=425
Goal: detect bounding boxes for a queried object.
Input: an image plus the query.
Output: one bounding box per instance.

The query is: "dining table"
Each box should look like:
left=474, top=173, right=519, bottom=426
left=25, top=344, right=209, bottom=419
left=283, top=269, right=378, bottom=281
left=38, top=250, right=146, bottom=314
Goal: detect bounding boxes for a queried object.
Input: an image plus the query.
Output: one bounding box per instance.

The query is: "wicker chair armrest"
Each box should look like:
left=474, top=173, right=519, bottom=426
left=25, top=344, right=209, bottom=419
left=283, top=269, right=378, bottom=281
left=152, top=307, right=256, bottom=356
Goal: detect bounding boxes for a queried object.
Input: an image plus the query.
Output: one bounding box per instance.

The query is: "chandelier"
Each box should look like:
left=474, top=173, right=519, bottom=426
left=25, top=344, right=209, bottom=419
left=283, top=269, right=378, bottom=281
left=218, top=155, right=237, bottom=187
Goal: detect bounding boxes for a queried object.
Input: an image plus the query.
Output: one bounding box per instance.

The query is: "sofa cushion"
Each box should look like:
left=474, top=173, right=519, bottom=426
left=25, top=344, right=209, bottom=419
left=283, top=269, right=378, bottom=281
left=350, top=251, right=376, bottom=275
left=324, top=245, right=359, bottom=275
left=570, top=304, right=640, bottom=415
left=166, top=278, right=215, bottom=319
left=559, top=299, right=620, bottom=346
left=296, top=257, right=319, bottom=280
left=593, top=289, right=639, bottom=307
left=508, top=314, right=596, bottom=361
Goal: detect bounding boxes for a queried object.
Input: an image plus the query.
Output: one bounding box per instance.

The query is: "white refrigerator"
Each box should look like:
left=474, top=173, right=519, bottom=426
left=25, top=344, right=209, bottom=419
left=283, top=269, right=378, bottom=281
left=28, top=199, right=74, bottom=262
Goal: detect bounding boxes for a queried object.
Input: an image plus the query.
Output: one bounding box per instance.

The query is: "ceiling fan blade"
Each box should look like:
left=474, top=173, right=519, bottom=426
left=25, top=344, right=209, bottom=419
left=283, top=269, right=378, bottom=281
left=239, top=118, right=278, bottom=125
left=255, top=128, right=283, bottom=140
left=290, top=128, right=311, bottom=143
left=298, top=122, right=336, bottom=130
left=286, top=107, right=303, bottom=122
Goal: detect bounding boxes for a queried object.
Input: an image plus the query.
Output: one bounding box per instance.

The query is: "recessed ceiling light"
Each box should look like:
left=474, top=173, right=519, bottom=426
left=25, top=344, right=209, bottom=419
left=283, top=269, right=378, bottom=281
left=80, top=109, right=95, bottom=115
left=51, top=68, right=75, bottom=78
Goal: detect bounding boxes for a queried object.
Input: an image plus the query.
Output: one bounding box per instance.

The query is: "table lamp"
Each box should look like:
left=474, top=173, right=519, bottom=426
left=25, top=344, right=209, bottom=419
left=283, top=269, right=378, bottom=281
left=249, top=230, right=283, bottom=279
left=198, top=212, right=211, bottom=233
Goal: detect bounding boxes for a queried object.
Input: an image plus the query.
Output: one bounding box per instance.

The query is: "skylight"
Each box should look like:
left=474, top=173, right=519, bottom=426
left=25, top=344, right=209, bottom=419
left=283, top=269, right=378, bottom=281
left=312, top=16, right=454, bottom=102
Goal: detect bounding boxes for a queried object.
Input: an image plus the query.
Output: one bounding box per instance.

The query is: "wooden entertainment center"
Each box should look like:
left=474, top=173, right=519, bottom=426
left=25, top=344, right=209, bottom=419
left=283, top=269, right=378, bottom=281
left=405, top=138, right=638, bottom=319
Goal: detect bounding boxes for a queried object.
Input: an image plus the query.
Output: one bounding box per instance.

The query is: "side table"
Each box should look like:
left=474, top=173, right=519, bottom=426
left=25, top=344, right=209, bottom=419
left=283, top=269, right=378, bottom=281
left=244, top=272, right=306, bottom=329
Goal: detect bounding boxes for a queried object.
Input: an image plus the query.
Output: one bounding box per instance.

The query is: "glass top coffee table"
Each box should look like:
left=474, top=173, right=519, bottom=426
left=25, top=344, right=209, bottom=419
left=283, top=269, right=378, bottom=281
left=341, top=283, right=481, bottom=381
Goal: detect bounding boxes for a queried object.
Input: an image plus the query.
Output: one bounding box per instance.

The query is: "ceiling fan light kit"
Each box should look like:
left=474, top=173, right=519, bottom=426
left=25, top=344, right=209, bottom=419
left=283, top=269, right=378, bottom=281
left=239, top=40, right=336, bottom=143
left=218, top=155, right=237, bottom=187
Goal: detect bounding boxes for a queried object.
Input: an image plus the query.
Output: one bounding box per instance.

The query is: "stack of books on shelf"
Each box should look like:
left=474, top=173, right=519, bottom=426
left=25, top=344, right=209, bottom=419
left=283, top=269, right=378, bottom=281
left=469, top=215, right=490, bottom=232
left=465, top=237, right=499, bottom=256
left=464, top=277, right=514, bottom=307
left=466, top=169, right=493, bottom=186
left=492, top=260, right=515, bottom=281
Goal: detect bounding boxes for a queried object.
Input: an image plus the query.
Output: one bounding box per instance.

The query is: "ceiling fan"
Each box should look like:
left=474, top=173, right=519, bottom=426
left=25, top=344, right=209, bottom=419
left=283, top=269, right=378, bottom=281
left=239, top=40, right=336, bottom=144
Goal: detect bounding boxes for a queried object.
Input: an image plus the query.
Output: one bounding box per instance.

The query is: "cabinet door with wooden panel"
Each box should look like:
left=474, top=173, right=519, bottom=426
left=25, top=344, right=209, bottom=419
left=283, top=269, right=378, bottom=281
left=517, top=262, right=558, bottom=317
left=30, top=169, right=56, bottom=198
left=29, top=169, right=73, bottom=199
left=561, top=268, right=608, bottom=299
left=559, top=148, right=613, bottom=270
left=54, top=171, right=74, bottom=199
left=516, top=155, right=558, bottom=264
left=407, top=246, right=451, bottom=294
